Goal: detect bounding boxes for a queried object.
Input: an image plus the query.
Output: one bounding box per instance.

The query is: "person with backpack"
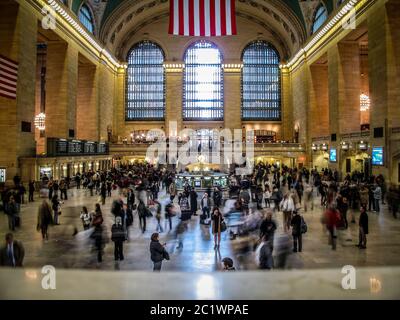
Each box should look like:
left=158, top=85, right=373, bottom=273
left=290, top=210, right=304, bottom=252
left=111, top=216, right=126, bottom=261
left=150, top=232, right=170, bottom=271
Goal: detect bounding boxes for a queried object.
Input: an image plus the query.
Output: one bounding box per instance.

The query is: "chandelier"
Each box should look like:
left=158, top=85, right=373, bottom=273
left=34, top=112, right=46, bottom=131
left=360, top=94, right=370, bottom=111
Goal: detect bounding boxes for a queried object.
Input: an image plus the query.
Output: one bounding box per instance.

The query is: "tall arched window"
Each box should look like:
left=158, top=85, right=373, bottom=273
left=312, top=4, right=328, bottom=34
left=337, top=0, right=345, bottom=7
left=241, top=41, right=281, bottom=120
left=79, top=4, right=95, bottom=34
left=183, top=41, right=223, bottom=120
left=126, top=41, right=165, bottom=120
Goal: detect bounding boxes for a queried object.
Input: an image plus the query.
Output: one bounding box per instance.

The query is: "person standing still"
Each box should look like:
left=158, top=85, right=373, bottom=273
left=290, top=211, right=302, bottom=252
left=28, top=180, right=35, bottom=202
left=150, top=233, right=170, bottom=271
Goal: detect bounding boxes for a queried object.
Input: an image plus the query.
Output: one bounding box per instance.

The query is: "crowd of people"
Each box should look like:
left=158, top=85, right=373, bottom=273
left=1, top=162, right=399, bottom=271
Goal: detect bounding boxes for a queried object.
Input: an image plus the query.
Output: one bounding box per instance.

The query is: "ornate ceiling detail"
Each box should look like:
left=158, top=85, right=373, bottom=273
left=100, top=0, right=307, bottom=60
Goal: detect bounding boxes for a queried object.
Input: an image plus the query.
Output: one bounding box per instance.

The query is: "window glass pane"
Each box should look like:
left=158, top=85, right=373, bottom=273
left=79, top=4, right=94, bottom=34
left=241, top=41, right=281, bottom=120
left=312, top=4, right=328, bottom=34
left=125, top=41, right=165, bottom=120
left=183, top=42, right=223, bottom=120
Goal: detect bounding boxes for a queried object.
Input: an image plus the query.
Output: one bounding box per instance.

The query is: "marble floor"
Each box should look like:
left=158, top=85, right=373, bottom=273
left=1, top=187, right=400, bottom=272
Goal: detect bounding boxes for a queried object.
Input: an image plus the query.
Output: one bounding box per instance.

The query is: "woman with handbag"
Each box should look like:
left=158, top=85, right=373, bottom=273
left=212, top=207, right=225, bottom=250
left=150, top=233, right=170, bottom=271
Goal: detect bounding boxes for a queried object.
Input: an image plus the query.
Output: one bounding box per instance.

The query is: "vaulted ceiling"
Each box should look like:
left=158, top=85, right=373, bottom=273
left=69, top=0, right=339, bottom=60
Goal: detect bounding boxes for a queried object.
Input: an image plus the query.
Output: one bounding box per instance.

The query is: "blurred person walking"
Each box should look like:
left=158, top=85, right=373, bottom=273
left=356, top=206, right=368, bottom=249
left=37, top=200, right=53, bottom=240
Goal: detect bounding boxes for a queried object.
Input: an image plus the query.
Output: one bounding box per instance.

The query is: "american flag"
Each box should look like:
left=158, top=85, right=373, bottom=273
left=169, top=0, right=237, bottom=37
left=0, top=55, right=18, bottom=100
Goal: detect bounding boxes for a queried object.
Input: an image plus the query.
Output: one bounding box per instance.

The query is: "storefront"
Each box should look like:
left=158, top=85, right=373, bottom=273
left=19, top=156, right=113, bottom=182
left=311, top=143, right=329, bottom=170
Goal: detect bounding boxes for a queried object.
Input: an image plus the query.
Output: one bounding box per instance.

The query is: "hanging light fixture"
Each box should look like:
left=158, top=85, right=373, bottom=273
left=360, top=94, right=370, bottom=111
left=34, top=112, right=46, bottom=131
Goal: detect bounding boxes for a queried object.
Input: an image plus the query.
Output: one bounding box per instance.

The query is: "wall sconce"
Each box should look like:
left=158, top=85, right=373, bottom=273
left=359, top=140, right=368, bottom=151
left=341, top=141, right=349, bottom=150
left=34, top=113, right=46, bottom=131
left=311, top=143, right=317, bottom=151
left=321, top=143, right=328, bottom=151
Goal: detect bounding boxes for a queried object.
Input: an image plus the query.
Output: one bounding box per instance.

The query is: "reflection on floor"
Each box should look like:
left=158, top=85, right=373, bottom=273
left=0, top=187, right=400, bottom=271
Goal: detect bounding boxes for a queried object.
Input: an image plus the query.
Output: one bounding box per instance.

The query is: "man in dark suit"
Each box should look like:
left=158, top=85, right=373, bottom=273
left=0, top=233, right=25, bottom=267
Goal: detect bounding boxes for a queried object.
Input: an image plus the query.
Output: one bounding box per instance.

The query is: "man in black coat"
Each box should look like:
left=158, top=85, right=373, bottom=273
left=357, top=206, right=368, bottom=249
left=189, top=189, right=198, bottom=216
left=290, top=211, right=302, bottom=252
left=0, top=233, right=25, bottom=267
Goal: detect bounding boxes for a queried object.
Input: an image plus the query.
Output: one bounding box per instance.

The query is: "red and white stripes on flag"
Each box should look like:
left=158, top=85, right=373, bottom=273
left=169, top=0, right=237, bottom=36
left=0, top=55, right=18, bottom=100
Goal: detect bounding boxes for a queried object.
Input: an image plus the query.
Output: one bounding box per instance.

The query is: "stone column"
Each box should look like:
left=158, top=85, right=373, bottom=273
left=165, top=64, right=183, bottom=136
left=76, top=63, right=99, bottom=141
left=98, top=64, right=116, bottom=142
left=281, top=67, right=292, bottom=141
left=368, top=1, right=400, bottom=179
left=114, top=69, right=126, bottom=142
left=45, top=41, right=78, bottom=139
left=223, top=66, right=241, bottom=131
left=309, top=64, right=329, bottom=138
left=0, top=1, right=37, bottom=183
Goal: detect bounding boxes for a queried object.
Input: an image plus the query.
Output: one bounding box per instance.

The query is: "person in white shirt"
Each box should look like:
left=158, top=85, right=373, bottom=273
left=264, top=186, right=272, bottom=208
left=280, top=193, right=295, bottom=233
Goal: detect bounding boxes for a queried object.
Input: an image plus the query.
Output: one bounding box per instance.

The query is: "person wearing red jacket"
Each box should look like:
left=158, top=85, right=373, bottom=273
left=324, top=206, right=342, bottom=250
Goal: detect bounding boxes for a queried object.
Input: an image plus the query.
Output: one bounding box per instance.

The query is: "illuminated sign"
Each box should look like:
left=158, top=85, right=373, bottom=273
left=329, top=148, right=337, bottom=162
left=372, top=147, right=384, bottom=166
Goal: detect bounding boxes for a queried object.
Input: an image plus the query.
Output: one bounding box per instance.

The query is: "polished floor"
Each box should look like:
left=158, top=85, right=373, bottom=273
left=1, top=186, right=400, bottom=271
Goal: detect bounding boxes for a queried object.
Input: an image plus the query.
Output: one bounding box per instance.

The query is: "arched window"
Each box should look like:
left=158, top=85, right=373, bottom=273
left=79, top=4, right=95, bottom=34
left=312, top=4, right=328, bottom=34
left=126, top=41, right=165, bottom=120
left=183, top=41, right=223, bottom=120
left=241, top=41, right=281, bottom=120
